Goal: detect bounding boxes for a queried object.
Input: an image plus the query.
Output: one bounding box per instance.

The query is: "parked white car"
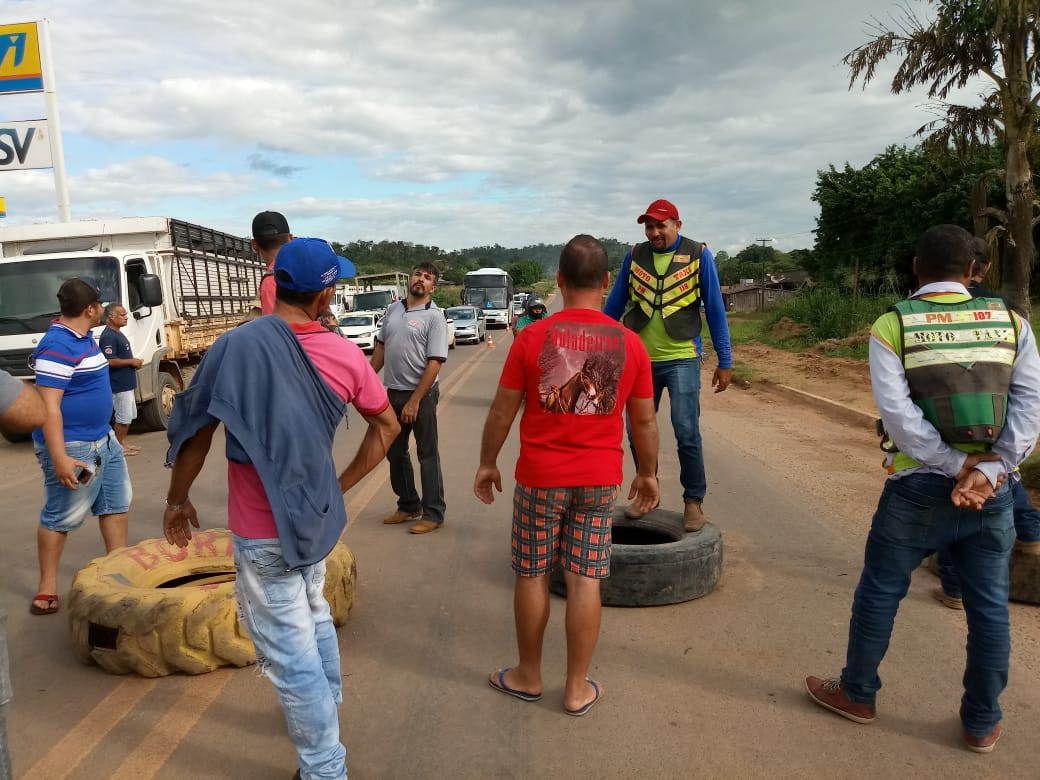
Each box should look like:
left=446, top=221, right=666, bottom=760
left=445, top=305, right=486, bottom=344
left=444, top=309, right=456, bottom=349
left=338, top=311, right=382, bottom=353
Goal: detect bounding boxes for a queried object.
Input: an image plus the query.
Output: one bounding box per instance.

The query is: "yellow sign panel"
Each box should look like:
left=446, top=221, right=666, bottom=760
left=0, top=196, right=6, bottom=217
left=0, top=22, right=43, bottom=94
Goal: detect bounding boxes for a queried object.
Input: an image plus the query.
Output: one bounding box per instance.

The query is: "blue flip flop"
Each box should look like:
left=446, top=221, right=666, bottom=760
left=488, top=668, right=542, bottom=702
left=565, top=679, right=602, bottom=716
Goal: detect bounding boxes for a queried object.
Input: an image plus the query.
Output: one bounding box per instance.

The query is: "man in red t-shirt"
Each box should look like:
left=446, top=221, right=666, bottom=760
left=474, top=234, right=659, bottom=716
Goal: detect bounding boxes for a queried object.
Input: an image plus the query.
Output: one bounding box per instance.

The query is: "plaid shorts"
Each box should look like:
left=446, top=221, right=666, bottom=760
left=511, top=483, right=618, bottom=579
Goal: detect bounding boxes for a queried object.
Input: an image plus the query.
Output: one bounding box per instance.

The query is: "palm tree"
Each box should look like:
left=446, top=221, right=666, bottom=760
left=844, top=0, right=1040, bottom=317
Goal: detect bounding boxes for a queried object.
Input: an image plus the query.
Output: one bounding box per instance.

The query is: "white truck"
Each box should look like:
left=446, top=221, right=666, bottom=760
left=0, top=217, right=266, bottom=440
left=350, top=272, right=409, bottom=314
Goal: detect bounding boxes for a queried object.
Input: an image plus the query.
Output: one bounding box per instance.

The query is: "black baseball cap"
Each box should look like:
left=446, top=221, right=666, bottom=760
left=252, top=211, right=290, bottom=238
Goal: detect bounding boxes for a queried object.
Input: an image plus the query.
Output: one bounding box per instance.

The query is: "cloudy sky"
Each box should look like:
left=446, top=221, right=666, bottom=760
left=0, top=1, right=965, bottom=255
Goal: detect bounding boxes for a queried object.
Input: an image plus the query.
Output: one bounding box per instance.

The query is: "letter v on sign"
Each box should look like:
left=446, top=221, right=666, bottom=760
left=0, top=121, right=51, bottom=170
left=0, top=127, right=34, bottom=165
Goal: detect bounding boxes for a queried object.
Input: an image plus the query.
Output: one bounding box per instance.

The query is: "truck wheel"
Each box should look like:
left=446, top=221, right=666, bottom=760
left=67, top=529, right=358, bottom=677
left=138, top=371, right=178, bottom=431
left=549, top=508, right=723, bottom=606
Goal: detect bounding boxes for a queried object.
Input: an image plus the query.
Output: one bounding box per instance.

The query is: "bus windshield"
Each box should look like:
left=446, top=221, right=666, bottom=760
left=464, top=287, right=509, bottom=309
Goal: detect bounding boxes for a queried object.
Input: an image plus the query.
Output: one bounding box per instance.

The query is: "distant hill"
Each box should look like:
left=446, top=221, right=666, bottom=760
left=332, top=237, right=632, bottom=280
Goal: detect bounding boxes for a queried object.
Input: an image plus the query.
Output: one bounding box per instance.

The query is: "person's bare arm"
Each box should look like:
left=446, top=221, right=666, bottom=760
left=0, top=382, right=46, bottom=434
left=626, top=395, right=660, bottom=512
left=370, top=341, right=385, bottom=374
left=474, top=386, right=524, bottom=504
left=106, top=357, right=143, bottom=368
left=163, top=420, right=220, bottom=546
left=338, top=405, right=401, bottom=493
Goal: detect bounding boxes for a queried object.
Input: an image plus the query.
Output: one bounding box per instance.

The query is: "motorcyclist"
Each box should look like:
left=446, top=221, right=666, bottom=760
left=513, top=296, right=549, bottom=334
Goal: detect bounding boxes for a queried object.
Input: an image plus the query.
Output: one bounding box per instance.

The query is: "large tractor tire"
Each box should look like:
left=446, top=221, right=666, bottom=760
left=67, top=528, right=358, bottom=677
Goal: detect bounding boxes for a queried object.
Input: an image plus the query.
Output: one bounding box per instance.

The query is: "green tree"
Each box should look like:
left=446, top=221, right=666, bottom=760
left=811, top=144, right=999, bottom=290
left=844, top=0, right=1040, bottom=316
left=508, top=260, right=544, bottom=288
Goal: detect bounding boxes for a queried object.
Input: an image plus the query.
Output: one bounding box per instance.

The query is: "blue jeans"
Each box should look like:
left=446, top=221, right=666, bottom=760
left=34, top=430, right=131, bottom=531
left=937, top=479, right=1040, bottom=597
left=841, top=473, right=1015, bottom=738
left=627, top=357, right=705, bottom=502
left=387, top=385, right=445, bottom=524
left=233, top=536, right=346, bottom=780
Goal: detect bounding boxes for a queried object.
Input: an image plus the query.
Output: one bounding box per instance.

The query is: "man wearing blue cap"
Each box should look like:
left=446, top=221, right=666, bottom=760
left=163, top=238, right=397, bottom=780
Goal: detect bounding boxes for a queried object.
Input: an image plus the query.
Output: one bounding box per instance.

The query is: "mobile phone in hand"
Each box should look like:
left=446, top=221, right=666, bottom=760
left=74, top=464, right=95, bottom=485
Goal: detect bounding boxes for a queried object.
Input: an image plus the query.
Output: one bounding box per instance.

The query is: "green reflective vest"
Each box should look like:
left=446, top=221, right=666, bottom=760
left=892, top=296, right=1018, bottom=444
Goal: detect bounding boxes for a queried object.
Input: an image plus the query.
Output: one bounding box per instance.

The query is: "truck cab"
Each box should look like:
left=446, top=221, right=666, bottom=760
left=0, top=217, right=264, bottom=437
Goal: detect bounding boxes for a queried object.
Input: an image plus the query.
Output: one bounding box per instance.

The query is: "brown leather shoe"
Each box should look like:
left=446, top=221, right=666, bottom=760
left=932, top=587, right=963, bottom=610
left=683, top=500, right=705, bottom=532
left=1015, top=539, right=1040, bottom=553
left=805, top=675, right=876, bottom=724
left=409, top=519, right=441, bottom=534
left=964, top=722, right=1002, bottom=753
left=384, top=510, right=422, bottom=525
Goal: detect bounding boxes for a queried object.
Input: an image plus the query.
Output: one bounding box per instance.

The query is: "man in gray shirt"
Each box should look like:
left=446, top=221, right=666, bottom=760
left=371, top=263, right=449, bottom=534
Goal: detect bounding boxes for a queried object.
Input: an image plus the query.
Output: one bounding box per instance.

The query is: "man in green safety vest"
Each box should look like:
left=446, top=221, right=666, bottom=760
left=805, top=224, right=1040, bottom=754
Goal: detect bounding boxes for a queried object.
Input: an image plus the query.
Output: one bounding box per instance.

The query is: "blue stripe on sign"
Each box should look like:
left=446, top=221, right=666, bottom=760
left=0, top=76, right=44, bottom=94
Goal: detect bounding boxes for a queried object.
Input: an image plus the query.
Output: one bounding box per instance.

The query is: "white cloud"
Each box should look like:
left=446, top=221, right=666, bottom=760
left=0, top=1, right=968, bottom=253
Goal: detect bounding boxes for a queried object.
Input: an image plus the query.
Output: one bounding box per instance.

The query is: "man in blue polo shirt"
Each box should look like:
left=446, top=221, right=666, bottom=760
left=30, top=278, right=131, bottom=616
left=100, top=303, right=143, bottom=455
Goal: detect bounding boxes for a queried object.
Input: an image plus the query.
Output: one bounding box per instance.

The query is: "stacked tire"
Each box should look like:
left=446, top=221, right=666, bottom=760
left=67, top=528, right=357, bottom=677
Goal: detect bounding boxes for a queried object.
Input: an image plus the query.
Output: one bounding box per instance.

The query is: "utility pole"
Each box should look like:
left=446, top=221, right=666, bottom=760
left=755, top=238, right=774, bottom=247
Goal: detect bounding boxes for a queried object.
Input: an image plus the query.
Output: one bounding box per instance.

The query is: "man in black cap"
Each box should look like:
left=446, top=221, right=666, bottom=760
left=251, top=211, right=293, bottom=315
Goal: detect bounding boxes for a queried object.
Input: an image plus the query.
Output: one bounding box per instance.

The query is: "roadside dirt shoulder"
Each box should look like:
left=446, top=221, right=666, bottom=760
left=731, top=340, right=876, bottom=417
left=727, top=339, right=1040, bottom=505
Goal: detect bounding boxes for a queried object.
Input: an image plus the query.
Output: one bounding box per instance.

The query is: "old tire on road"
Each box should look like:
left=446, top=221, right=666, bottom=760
left=549, top=508, right=723, bottom=607
left=67, top=528, right=358, bottom=677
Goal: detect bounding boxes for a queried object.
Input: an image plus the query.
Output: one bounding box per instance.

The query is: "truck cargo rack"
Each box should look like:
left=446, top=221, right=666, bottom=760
left=168, top=219, right=265, bottom=321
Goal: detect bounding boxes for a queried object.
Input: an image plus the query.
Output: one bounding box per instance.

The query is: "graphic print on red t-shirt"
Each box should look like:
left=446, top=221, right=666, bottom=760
left=537, top=321, right=626, bottom=415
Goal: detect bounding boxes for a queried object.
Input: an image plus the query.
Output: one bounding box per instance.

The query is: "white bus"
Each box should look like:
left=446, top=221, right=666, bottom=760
left=463, top=267, right=514, bottom=328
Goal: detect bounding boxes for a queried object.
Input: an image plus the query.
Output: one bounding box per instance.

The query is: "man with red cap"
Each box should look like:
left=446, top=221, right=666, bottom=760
left=604, top=199, right=732, bottom=531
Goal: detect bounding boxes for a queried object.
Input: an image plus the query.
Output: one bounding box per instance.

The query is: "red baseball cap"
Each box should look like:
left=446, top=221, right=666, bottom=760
left=637, top=199, right=680, bottom=224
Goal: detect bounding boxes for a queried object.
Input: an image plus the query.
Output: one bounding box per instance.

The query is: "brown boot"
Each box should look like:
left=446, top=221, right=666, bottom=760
left=931, top=587, right=963, bottom=610
left=1014, top=538, right=1040, bottom=553
left=683, top=500, right=705, bottom=532
left=384, top=510, right=421, bottom=525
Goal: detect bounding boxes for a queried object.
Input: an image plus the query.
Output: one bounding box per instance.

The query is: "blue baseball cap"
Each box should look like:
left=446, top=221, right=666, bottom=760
left=274, top=238, right=356, bottom=292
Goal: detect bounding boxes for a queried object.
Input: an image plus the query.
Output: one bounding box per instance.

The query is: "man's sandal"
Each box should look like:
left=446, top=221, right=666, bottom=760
left=30, top=594, right=59, bottom=615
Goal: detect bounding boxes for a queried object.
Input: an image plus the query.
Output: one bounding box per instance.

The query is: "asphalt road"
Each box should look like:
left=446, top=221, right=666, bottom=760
left=3, top=313, right=1038, bottom=779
